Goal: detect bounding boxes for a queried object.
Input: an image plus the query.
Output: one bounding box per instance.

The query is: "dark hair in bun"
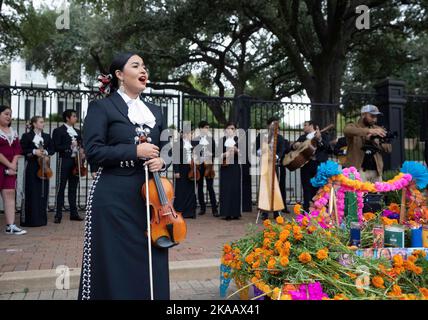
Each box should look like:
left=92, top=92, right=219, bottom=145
left=109, top=52, right=139, bottom=92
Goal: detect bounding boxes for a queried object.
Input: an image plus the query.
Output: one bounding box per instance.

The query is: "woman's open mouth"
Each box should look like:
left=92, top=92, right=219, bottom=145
left=138, top=76, right=146, bottom=84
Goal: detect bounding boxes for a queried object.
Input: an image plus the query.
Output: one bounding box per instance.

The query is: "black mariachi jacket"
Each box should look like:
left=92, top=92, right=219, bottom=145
left=52, top=124, right=82, bottom=158
left=83, top=91, right=168, bottom=175
left=20, top=131, right=55, bottom=160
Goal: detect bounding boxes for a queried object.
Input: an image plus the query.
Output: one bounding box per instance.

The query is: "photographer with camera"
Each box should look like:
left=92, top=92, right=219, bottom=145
left=344, top=105, right=392, bottom=182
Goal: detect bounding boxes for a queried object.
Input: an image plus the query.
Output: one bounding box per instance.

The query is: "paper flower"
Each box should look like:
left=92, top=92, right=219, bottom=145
left=400, top=161, right=428, bottom=189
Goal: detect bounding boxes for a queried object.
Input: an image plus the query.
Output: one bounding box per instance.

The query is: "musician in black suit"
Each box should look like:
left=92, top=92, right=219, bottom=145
left=78, top=52, right=170, bottom=300
left=20, top=116, right=55, bottom=227
left=194, top=120, right=218, bottom=216
left=52, top=109, right=84, bottom=223
left=255, top=117, right=287, bottom=220
left=293, top=120, right=332, bottom=211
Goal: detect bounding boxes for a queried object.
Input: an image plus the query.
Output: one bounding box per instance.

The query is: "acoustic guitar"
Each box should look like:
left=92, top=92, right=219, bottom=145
left=282, top=124, right=334, bottom=171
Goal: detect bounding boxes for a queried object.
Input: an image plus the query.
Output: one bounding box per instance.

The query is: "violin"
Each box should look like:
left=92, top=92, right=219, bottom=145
left=72, top=138, right=87, bottom=177
left=36, top=142, right=53, bottom=180
left=188, top=159, right=200, bottom=181
left=201, top=145, right=215, bottom=178
left=138, top=128, right=187, bottom=249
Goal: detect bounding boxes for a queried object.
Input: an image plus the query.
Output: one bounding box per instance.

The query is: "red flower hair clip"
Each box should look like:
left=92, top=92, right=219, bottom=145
left=97, top=73, right=113, bottom=94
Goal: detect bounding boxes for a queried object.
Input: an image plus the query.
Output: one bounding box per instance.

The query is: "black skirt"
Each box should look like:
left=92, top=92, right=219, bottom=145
left=20, top=160, right=49, bottom=227
left=173, top=164, right=197, bottom=219
left=219, top=164, right=242, bottom=218
left=78, top=168, right=170, bottom=300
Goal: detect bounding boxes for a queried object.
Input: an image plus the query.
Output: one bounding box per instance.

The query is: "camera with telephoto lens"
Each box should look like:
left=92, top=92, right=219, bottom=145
left=361, top=130, right=396, bottom=155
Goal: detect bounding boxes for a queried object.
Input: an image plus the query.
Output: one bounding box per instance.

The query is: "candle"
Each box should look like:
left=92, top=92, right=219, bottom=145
left=410, top=226, right=423, bottom=247
left=350, top=222, right=361, bottom=247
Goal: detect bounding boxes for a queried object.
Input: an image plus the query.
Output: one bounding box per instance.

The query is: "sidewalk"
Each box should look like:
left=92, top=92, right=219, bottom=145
left=0, top=209, right=264, bottom=273
left=0, top=278, right=239, bottom=300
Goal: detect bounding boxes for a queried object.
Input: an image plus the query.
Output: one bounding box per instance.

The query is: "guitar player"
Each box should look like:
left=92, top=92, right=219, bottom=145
left=292, top=121, right=332, bottom=212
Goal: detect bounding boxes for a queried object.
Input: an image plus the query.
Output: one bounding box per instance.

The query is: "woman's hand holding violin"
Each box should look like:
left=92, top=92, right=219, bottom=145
left=146, top=157, right=165, bottom=172
left=137, top=143, right=159, bottom=159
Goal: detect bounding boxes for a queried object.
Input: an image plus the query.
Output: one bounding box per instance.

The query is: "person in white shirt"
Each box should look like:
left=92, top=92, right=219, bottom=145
left=52, top=109, right=84, bottom=223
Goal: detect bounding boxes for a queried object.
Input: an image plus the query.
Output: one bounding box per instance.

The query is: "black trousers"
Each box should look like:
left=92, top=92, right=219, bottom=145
left=279, top=165, right=288, bottom=212
left=300, top=160, right=319, bottom=212
left=197, top=165, right=217, bottom=213
left=56, top=157, right=79, bottom=218
left=425, top=141, right=428, bottom=167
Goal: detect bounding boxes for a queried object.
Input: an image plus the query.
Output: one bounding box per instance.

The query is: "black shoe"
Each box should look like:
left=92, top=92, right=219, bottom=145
left=231, top=216, right=240, bottom=220
left=222, top=216, right=232, bottom=221
left=198, top=211, right=206, bottom=216
left=261, top=213, right=269, bottom=220
left=54, top=217, right=61, bottom=224
left=70, top=215, right=84, bottom=221
left=213, top=212, right=220, bottom=217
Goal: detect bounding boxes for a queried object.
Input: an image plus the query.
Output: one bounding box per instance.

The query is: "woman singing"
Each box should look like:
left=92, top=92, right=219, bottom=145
left=0, top=105, right=25, bottom=235
left=78, top=52, right=170, bottom=300
left=219, top=122, right=242, bottom=220
left=173, top=130, right=197, bottom=219
left=20, top=116, right=54, bottom=227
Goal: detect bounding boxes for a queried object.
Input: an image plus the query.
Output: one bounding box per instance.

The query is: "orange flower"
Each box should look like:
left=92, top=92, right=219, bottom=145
left=280, top=256, right=289, bottom=267
left=333, top=274, right=340, bottom=280
left=407, top=255, right=417, bottom=263
left=388, top=203, right=400, bottom=213
left=263, top=238, right=271, bottom=248
left=333, top=294, right=349, bottom=300
left=382, top=217, right=398, bottom=226
left=293, top=204, right=302, bottom=215
left=308, top=225, right=317, bottom=233
left=298, top=252, right=312, bottom=264
left=316, top=249, right=329, bottom=260
left=279, top=230, right=290, bottom=241
left=223, top=244, right=232, bottom=253
left=292, top=225, right=301, bottom=233
left=267, top=258, right=276, bottom=269
left=263, top=219, right=271, bottom=228
left=388, top=284, right=402, bottom=297
left=372, top=276, right=385, bottom=289
left=413, top=266, right=423, bottom=275
left=363, top=212, right=376, bottom=222
left=413, top=250, right=426, bottom=258
left=294, top=232, right=303, bottom=241
left=276, top=216, right=285, bottom=225
left=392, top=255, right=404, bottom=267
left=252, top=260, right=260, bottom=269
left=419, top=288, right=428, bottom=298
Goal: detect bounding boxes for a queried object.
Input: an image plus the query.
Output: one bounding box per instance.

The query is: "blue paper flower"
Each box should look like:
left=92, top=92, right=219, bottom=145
left=311, top=160, right=342, bottom=187
left=400, top=161, right=428, bottom=189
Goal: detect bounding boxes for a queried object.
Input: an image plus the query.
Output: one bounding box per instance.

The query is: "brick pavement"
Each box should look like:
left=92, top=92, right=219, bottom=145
left=0, top=278, right=240, bottom=300
left=0, top=209, right=284, bottom=273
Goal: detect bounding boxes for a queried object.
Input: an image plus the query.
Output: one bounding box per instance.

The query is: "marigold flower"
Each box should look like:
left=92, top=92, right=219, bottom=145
left=280, top=256, right=289, bottom=267
left=293, top=204, right=302, bottom=215
left=292, top=225, right=301, bottom=233
left=245, top=254, right=255, bottom=264
left=276, top=216, right=285, bottom=225
left=419, top=288, right=428, bottom=298
left=407, top=255, right=417, bottom=263
left=316, top=249, right=329, bottom=260
left=333, top=274, right=340, bottom=280
left=308, top=225, right=317, bottom=233
left=301, top=216, right=309, bottom=227
left=252, top=260, right=260, bottom=269
left=263, top=219, right=271, bottom=228
left=294, top=232, right=303, bottom=241
left=298, top=252, right=312, bottom=264
left=413, top=250, right=426, bottom=258
left=263, top=238, right=271, bottom=247
left=223, top=244, right=232, bottom=253
left=388, top=203, right=400, bottom=213
left=363, top=212, right=376, bottom=221
left=372, top=276, right=385, bottom=289
left=388, top=284, right=402, bottom=297
left=333, top=294, right=349, bottom=300
left=279, top=230, right=290, bottom=241
left=267, top=258, right=276, bottom=269
left=413, top=266, right=423, bottom=275
left=392, top=255, right=404, bottom=267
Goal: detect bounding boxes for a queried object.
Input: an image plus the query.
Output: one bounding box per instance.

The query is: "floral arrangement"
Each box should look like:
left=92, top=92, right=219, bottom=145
left=221, top=217, right=428, bottom=300
left=305, top=161, right=428, bottom=227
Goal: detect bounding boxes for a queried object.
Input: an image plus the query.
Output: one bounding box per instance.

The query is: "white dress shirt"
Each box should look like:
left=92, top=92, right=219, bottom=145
left=117, top=89, right=156, bottom=128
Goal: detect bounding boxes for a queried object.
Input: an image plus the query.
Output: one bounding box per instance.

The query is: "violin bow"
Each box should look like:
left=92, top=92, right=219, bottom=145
left=137, top=125, right=155, bottom=300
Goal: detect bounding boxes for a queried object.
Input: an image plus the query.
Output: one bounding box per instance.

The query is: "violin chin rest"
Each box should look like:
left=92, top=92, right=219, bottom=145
left=154, top=236, right=177, bottom=249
